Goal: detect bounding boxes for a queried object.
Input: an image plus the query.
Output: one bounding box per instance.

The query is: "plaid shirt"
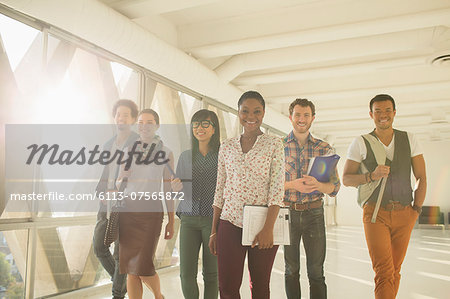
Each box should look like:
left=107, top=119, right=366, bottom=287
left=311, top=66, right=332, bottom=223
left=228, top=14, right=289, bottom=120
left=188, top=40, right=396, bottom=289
left=284, top=131, right=340, bottom=203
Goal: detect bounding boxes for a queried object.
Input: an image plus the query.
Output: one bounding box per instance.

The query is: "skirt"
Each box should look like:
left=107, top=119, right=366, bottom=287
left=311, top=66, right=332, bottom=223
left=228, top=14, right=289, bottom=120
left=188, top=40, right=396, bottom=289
left=119, top=212, right=163, bottom=276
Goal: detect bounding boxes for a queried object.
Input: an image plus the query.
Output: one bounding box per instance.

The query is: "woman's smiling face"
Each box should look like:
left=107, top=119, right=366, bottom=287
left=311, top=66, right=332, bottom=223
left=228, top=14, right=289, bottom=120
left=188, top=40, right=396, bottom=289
left=192, top=117, right=215, bottom=144
left=238, top=98, right=265, bottom=133
left=138, top=112, right=158, bottom=139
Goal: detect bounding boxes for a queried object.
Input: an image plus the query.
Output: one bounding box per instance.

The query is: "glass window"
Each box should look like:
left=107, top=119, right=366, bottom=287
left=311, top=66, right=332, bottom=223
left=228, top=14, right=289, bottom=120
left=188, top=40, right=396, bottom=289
left=151, top=82, right=185, bottom=124
left=203, top=103, right=240, bottom=140
left=110, top=62, right=140, bottom=101
left=34, top=225, right=98, bottom=298
left=0, top=231, right=26, bottom=299
left=1, top=13, right=43, bottom=219
left=0, top=14, right=40, bottom=71
left=222, top=110, right=240, bottom=139
left=179, top=92, right=202, bottom=123
left=30, top=34, right=140, bottom=124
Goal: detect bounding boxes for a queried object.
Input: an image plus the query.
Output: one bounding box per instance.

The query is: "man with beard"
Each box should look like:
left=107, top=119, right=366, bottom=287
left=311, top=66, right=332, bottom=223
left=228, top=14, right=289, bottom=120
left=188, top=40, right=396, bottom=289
left=343, top=94, right=426, bottom=299
left=283, top=98, right=340, bottom=299
left=93, top=99, right=139, bottom=299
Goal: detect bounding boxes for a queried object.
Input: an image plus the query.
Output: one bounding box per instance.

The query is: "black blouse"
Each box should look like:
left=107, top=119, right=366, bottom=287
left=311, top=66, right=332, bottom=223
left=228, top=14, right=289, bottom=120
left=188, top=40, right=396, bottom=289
left=176, top=149, right=218, bottom=217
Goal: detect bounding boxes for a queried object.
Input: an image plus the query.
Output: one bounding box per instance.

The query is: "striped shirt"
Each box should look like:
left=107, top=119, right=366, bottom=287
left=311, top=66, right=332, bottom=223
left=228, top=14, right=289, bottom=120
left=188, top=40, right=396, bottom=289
left=284, top=131, right=340, bottom=203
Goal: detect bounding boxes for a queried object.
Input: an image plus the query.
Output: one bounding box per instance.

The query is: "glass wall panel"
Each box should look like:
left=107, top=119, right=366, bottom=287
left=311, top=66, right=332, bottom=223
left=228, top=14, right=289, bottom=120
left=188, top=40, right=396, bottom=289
left=110, top=62, right=140, bottom=101
left=204, top=103, right=240, bottom=140
left=34, top=225, right=98, bottom=298
left=40, top=34, right=140, bottom=218
left=222, top=111, right=240, bottom=139
left=151, top=82, right=185, bottom=124
left=35, top=34, right=139, bottom=124
left=179, top=92, right=202, bottom=124
left=0, top=230, right=27, bottom=299
left=1, top=12, right=143, bottom=298
left=1, top=13, right=43, bottom=220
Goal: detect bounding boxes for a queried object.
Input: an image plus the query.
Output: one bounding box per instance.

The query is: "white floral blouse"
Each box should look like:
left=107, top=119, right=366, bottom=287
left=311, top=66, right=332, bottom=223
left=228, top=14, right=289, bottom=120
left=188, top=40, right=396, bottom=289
left=213, top=133, right=285, bottom=228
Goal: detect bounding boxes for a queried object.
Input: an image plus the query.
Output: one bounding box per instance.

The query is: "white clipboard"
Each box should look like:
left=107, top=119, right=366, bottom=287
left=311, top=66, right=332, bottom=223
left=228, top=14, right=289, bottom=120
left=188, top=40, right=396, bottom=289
left=242, top=205, right=291, bottom=246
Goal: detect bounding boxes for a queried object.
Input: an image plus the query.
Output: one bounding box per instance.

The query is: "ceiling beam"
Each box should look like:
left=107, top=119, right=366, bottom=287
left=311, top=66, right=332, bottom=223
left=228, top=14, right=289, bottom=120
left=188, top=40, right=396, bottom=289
left=178, top=0, right=450, bottom=50
left=266, top=81, right=450, bottom=104
left=233, top=56, right=428, bottom=86
left=259, top=66, right=450, bottom=97
left=132, top=15, right=178, bottom=46
left=187, top=8, right=450, bottom=59
left=214, top=27, right=438, bottom=82
left=105, top=0, right=220, bottom=18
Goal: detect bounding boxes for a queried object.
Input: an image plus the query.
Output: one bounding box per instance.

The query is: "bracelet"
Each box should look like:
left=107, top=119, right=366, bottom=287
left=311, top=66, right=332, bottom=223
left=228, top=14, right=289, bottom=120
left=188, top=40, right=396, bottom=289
left=209, top=233, right=216, bottom=238
left=369, top=172, right=374, bottom=182
left=365, top=172, right=370, bottom=183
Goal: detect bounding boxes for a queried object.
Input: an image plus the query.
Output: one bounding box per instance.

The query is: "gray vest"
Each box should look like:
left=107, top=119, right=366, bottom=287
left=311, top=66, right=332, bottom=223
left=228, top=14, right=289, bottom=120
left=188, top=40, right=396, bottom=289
left=362, top=129, right=413, bottom=206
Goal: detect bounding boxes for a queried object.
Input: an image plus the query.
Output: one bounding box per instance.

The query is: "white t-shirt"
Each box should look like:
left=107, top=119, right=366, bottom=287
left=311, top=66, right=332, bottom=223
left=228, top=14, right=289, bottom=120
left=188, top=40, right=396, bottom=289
left=347, top=132, right=422, bottom=163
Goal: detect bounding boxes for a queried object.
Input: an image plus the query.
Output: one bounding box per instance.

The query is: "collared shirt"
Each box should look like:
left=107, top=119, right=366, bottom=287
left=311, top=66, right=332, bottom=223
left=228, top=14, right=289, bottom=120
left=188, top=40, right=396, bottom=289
left=284, top=131, right=340, bottom=203
left=176, top=149, right=218, bottom=217
left=213, top=134, right=285, bottom=228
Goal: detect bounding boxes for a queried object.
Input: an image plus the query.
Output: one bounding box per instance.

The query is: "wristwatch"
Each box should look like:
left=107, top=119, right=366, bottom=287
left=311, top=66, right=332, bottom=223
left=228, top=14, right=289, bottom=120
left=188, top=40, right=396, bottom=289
left=412, top=205, right=422, bottom=214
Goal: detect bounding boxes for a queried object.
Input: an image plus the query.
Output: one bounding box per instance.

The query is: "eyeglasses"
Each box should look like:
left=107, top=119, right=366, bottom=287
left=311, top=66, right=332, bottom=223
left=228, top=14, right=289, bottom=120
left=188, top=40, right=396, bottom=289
left=192, top=120, right=214, bottom=129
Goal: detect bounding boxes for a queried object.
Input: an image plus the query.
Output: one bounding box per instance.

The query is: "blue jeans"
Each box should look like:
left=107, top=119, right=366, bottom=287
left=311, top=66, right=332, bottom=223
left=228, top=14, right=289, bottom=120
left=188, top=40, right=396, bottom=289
left=284, top=206, right=327, bottom=299
left=93, top=211, right=127, bottom=298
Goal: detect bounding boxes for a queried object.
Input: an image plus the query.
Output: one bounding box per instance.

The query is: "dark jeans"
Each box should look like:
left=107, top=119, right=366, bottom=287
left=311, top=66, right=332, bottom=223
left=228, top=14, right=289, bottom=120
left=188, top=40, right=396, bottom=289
left=93, top=211, right=127, bottom=298
left=284, top=206, right=327, bottom=299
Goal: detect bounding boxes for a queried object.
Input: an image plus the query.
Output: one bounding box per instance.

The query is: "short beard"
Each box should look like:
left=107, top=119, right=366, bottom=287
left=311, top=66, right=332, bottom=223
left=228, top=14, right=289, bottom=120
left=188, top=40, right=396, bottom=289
left=295, top=123, right=311, bottom=133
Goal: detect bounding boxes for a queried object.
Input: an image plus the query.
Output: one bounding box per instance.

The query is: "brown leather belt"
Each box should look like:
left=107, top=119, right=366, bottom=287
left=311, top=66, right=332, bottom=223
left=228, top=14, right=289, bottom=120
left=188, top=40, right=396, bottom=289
left=290, top=200, right=323, bottom=211
left=366, top=201, right=407, bottom=211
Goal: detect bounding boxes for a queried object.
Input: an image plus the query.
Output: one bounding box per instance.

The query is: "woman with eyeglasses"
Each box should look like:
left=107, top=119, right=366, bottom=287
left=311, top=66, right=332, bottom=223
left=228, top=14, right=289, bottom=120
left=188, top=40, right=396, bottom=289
left=209, top=91, right=285, bottom=299
left=171, top=109, right=220, bottom=299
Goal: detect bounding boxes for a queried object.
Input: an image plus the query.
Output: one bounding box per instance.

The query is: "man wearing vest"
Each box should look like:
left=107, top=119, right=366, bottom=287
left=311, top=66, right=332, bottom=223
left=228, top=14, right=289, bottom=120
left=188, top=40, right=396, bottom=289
left=343, top=94, right=427, bottom=299
left=283, top=98, right=340, bottom=299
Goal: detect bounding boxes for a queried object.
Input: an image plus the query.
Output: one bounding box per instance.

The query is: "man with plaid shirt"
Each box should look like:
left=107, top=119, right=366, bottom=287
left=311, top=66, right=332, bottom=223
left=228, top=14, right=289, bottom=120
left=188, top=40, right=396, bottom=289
left=283, top=98, right=340, bottom=299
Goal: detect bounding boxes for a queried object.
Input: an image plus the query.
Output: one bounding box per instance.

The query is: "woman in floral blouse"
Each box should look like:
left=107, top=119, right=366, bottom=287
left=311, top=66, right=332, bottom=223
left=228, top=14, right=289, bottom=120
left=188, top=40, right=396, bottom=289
left=209, top=91, right=285, bottom=299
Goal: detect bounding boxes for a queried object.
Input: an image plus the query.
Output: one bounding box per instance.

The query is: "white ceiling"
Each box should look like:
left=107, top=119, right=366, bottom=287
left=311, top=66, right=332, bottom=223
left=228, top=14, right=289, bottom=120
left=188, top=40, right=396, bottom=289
left=100, top=0, right=450, bottom=147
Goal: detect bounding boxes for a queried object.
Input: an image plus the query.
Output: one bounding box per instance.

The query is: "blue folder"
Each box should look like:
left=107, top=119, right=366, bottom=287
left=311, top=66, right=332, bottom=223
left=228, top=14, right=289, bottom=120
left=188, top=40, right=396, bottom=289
left=307, top=154, right=340, bottom=182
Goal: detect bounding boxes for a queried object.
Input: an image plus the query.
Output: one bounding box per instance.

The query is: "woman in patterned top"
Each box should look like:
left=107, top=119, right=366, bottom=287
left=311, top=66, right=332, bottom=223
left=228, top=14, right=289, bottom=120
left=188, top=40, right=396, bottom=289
left=209, top=91, right=285, bottom=299
left=171, top=109, right=220, bottom=299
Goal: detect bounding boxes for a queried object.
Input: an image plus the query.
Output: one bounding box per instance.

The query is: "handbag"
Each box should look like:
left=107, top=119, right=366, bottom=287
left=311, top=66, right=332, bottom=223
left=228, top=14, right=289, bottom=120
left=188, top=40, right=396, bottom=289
left=104, top=177, right=128, bottom=246
left=104, top=207, right=120, bottom=246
